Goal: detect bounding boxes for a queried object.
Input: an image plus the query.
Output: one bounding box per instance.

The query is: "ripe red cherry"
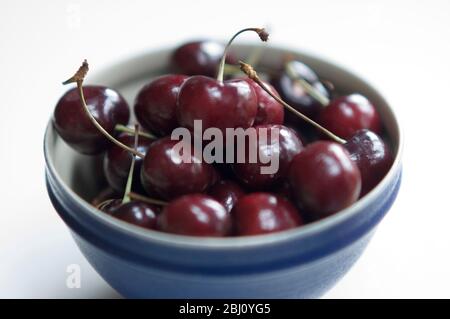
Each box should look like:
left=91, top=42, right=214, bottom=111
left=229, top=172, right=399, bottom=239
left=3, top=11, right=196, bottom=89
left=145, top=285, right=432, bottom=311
left=232, top=124, right=303, bottom=189
left=176, top=28, right=268, bottom=134
left=233, top=193, right=303, bottom=236
left=103, top=133, right=153, bottom=193
left=53, top=85, right=130, bottom=154
left=177, top=76, right=257, bottom=133
left=172, top=41, right=236, bottom=77
left=158, top=194, right=231, bottom=236
left=140, top=137, right=217, bottom=200
left=208, top=180, right=245, bottom=213
left=345, top=129, right=393, bottom=196
left=318, top=94, right=381, bottom=139
left=109, top=201, right=158, bottom=230
left=289, top=141, right=361, bottom=219
left=91, top=187, right=119, bottom=207
left=272, top=60, right=329, bottom=119
left=97, top=198, right=122, bottom=212
left=134, top=75, right=187, bottom=136
left=242, top=78, right=284, bottom=125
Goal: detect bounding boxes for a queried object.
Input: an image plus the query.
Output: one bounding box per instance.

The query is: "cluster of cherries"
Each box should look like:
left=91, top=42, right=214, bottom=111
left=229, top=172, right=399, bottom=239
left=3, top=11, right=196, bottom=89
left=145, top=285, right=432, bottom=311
left=53, top=28, right=393, bottom=237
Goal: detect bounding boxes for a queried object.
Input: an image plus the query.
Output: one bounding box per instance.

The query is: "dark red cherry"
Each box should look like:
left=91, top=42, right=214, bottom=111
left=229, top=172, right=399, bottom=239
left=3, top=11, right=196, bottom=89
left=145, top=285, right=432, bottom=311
left=289, top=141, right=361, bottom=218
left=140, top=137, right=217, bottom=200
left=172, top=41, right=235, bottom=77
left=103, top=133, right=154, bottom=193
left=158, top=194, right=231, bottom=236
left=318, top=94, right=381, bottom=139
left=91, top=187, right=119, bottom=207
left=53, top=85, right=130, bottom=154
left=134, top=75, right=188, bottom=136
left=232, top=124, right=303, bottom=189
left=109, top=201, right=158, bottom=230
left=208, top=180, right=245, bottom=213
left=345, top=129, right=393, bottom=196
left=242, top=78, right=284, bottom=125
left=177, top=76, right=258, bottom=134
left=272, top=60, right=329, bottom=119
left=97, top=198, right=122, bottom=212
left=233, top=193, right=303, bottom=236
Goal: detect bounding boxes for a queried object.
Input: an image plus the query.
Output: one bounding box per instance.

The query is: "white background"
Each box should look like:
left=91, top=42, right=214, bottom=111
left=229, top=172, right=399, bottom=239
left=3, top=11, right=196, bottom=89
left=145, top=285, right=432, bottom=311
left=1, top=0, right=449, bottom=298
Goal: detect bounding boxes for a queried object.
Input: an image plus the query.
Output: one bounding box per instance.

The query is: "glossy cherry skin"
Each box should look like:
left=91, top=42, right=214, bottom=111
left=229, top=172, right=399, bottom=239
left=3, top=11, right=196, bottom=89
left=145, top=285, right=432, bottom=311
left=172, top=41, right=236, bottom=77
left=108, top=201, right=158, bottom=230
left=233, top=193, right=303, bottom=236
left=289, top=141, right=361, bottom=219
left=345, top=129, right=393, bottom=196
left=272, top=60, right=329, bottom=119
left=232, top=125, right=303, bottom=189
left=158, top=194, right=231, bottom=236
left=318, top=94, right=381, bottom=140
left=140, top=137, right=218, bottom=200
left=134, top=75, right=188, bottom=136
left=96, top=198, right=122, bottom=212
left=177, top=76, right=258, bottom=134
left=208, top=180, right=246, bottom=213
left=103, top=133, right=154, bottom=193
left=242, top=78, right=284, bottom=125
left=53, top=85, right=130, bottom=154
left=91, top=187, right=119, bottom=207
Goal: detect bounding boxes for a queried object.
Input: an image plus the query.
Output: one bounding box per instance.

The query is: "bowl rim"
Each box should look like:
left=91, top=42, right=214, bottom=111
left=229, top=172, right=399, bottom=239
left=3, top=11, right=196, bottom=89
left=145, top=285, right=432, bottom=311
left=44, top=44, right=404, bottom=250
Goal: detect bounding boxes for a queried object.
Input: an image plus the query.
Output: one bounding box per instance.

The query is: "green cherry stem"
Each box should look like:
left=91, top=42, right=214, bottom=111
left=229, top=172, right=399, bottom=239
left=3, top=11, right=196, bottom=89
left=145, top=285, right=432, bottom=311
left=122, top=125, right=140, bottom=204
left=128, top=192, right=168, bottom=206
left=239, top=61, right=346, bottom=144
left=63, top=60, right=145, bottom=159
left=115, top=124, right=156, bottom=139
left=285, top=62, right=330, bottom=106
left=216, top=27, right=269, bottom=82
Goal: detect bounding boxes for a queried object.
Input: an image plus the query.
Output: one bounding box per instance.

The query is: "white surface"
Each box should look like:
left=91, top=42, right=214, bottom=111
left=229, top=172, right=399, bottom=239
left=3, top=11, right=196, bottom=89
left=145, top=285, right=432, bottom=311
left=1, top=0, right=449, bottom=299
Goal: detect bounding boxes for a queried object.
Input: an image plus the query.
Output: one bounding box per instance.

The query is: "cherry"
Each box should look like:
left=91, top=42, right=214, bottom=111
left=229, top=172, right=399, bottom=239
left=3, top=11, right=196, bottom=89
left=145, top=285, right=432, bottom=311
left=232, top=193, right=303, bottom=236
left=208, top=180, right=245, bottom=213
left=272, top=60, right=329, bottom=119
left=158, top=194, right=231, bottom=236
left=345, top=129, right=393, bottom=196
left=140, top=137, right=218, bottom=200
left=60, top=61, right=144, bottom=159
left=177, top=77, right=257, bottom=133
left=91, top=187, right=119, bottom=207
left=318, top=94, right=381, bottom=139
left=177, top=28, right=268, bottom=134
left=242, top=78, right=284, bottom=125
left=103, top=133, right=153, bottom=193
left=232, top=124, right=303, bottom=189
left=289, top=141, right=361, bottom=219
left=134, top=74, right=188, bottom=136
left=97, top=198, right=122, bottom=212
left=172, top=40, right=236, bottom=77
left=54, top=85, right=130, bottom=154
left=109, top=201, right=159, bottom=230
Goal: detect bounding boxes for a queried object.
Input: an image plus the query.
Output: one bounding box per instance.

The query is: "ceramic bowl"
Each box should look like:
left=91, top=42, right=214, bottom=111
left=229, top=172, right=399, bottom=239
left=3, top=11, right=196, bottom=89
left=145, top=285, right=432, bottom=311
left=44, top=45, right=402, bottom=298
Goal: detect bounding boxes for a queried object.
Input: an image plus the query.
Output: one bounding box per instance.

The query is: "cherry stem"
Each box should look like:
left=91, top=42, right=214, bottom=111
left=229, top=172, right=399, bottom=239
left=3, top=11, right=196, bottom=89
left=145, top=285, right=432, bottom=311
left=62, top=60, right=145, bottom=159
left=285, top=62, right=330, bottom=106
left=239, top=61, right=346, bottom=144
left=122, top=125, right=139, bottom=204
left=115, top=124, right=156, bottom=139
left=223, top=45, right=265, bottom=76
left=127, top=192, right=168, bottom=206
left=216, top=27, right=269, bottom=82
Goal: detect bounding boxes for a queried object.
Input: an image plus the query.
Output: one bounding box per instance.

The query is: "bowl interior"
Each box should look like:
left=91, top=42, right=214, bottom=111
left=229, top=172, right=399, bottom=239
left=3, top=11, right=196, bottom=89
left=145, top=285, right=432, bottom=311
left=45, top=44, right=402, bottom=245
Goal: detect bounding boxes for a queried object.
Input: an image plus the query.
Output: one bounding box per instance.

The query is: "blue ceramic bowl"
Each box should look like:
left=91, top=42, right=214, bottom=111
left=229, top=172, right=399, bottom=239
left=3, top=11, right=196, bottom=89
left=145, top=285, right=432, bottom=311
left=44, top=45, right=402, bottom=298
